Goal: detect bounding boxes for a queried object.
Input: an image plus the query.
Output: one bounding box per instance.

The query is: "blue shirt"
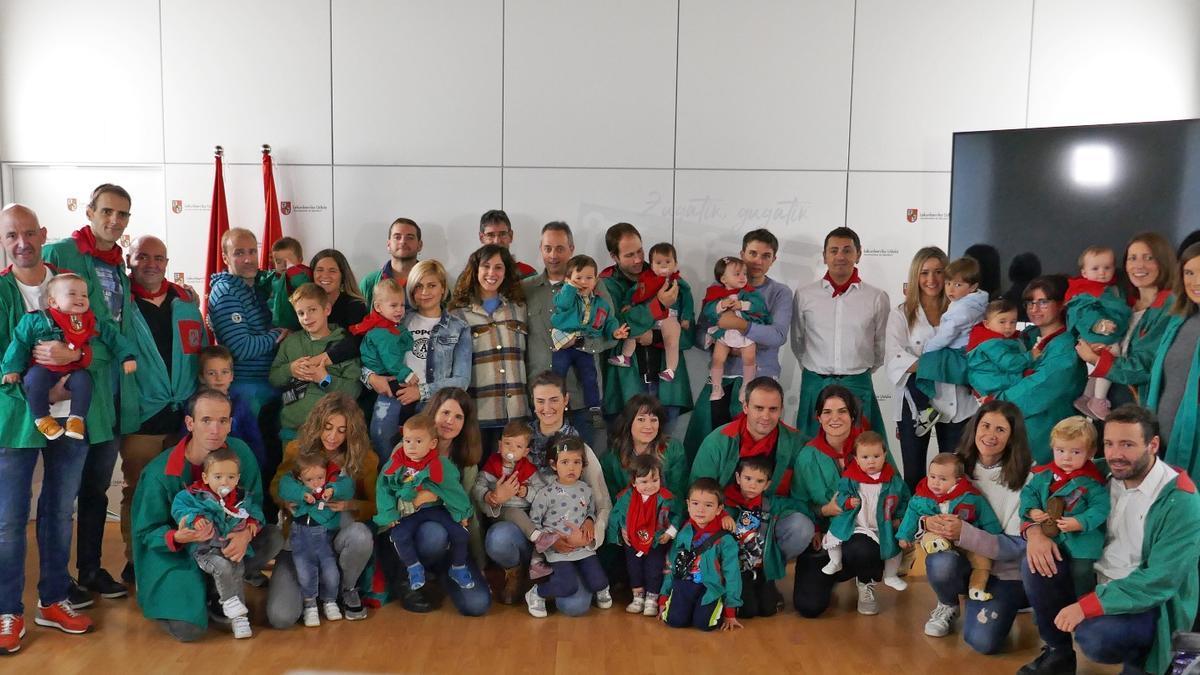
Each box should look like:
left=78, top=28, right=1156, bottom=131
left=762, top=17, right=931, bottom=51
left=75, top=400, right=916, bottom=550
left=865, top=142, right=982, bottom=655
left=93, top=259, right=123, bottom=321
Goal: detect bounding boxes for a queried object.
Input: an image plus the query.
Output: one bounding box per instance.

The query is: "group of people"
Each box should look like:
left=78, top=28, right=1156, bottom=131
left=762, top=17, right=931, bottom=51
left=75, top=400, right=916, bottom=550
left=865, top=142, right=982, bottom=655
left=1, top=185, right=1199, bottom=674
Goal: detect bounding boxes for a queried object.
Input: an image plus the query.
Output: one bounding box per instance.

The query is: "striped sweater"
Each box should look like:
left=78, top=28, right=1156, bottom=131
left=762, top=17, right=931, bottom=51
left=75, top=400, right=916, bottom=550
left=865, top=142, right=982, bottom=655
left=207, top=271, right=282, bottom=382
left=450, top=297, right=529, bottom=427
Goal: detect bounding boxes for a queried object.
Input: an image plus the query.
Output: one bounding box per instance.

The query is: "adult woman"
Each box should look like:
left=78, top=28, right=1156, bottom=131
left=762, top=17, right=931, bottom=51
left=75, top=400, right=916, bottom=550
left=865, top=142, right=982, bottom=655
left=601, top=394, right=688, bottom=507
left=310, top=249, right=369, bottom=330
left=448, top=245, right=529, bottom=453
left=886, top=247, right=978, bottom=490
left=266, top=392, right=377, bottom=627
left=481, top=371, right=611, bottom=612
left=994, top=275, right=1085, bottom=464
left=366, top=260, right=472, bottom=463
left=1076, top=233, right=1177, bottom=407
left=1148, top=243, right=1200, bottom=473
left=923, top=401, right=1032, bottom=652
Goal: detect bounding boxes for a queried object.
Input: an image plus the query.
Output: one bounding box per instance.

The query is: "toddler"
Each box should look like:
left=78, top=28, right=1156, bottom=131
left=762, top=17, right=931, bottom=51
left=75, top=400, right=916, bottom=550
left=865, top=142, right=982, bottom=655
left=1066, top=246, right=1132, bottom=420
left=966, top=299, right=1036, bottom=401
left=472, top=421, right=550, bottom=577
left=352, top=278, right=419, bottom=457
left=720, top=456, right=784, bottom=619
left=608, top=454, right=679, bottom=617
left=659, top=478, right=742, bottom=631
left=701, top=257, right=769, bottom=402
left=268, top=236, right=313, bottom=331
left=611, top=243, right=688, bottom=382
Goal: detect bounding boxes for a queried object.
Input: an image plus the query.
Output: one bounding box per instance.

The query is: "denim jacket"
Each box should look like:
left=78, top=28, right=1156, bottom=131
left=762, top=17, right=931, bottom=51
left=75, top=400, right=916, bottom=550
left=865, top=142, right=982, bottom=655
left=404, top=311, right=473, bottom=404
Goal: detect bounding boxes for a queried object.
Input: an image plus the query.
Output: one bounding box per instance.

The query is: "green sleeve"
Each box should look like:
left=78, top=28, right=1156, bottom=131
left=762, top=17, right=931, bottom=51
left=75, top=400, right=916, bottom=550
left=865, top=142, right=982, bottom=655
left=745, top=290, right=771, bottom=325
left=601, top=453, right=626, bottom=504
left=374, top=474, right=399, bottom=527
left=1105, top=307, right=1171, bottom=388
left=997, top=338, right=1081, bottom=416
left=358, top=332, right=387, bottom=374
left=677, top=279, right=695, bottom=350
left=896, top=499, right=929, bottom=541
left=991, top=343, right=1035, bottom=374
left=1074, top=480, right=1111, bottom=532
left=972, top=495, right=1004, bottom=535
left=330, top=473, right=356, bottom=501
left=607, top=491, right=630, bottom=544
left=95, top=314, right=136, bottom=362
left=170, top=490, right=199, bottom=527
left=278, top=474, right=308, bottom=505
left=718, top=536, right=743, bottom=609
left=0, top=314, right=40, bottom=374
left=797, top=449, right=841, bottom=512
left=134, top=472, right=182, bottom=554
left=550, top=282, right=580, bottom=333
left=268, top=335, right=296, bottom=387
left=701, top=298, right=722, bottom=326
left=663, top=441, right=689, bottom=511
left=689, top=434, right=726, bottom=485
left=360, top=270, right=379, bottom=307
left=437, top=460, right=474, bottom=522
left=835, top=477, right=859, bottom=509
left=598, top=295, right=622, bottom=339
left=1019, top=475, right=1045, bottom=521
left=891, top=480, right=911, bottom=527
left=328, top=353, right=363, bottom=398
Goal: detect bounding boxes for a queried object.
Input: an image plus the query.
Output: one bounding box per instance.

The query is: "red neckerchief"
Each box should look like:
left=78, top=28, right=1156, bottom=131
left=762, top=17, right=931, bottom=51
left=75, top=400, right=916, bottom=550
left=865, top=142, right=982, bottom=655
left=481, top=454, right=538, bottom=483
left=1032, top=460, right=1106, bottom=494
left=688, top=517, right=725, bottom=543
left=1065, top=276, right=1115, bottom=303
left=823, top=267, right=861, bottom=298
left=630, top=268, right=681, bottom=305
left=186, top=479, right=242, bottom=512
left=966, top=322, right=1018, bottom=352
left=1033, top=326, right=1067, bottom=353
left=842, top=461, right=895, bottom=485
left=47, top=307, right=97, bottom=348
left=723, top=483, right=762, bottom=511
left=809, top=424, right=865, bottom=470
left=734, top=414, right=778, bottom=458
left=915, top=476, right=979, bottom=503
left=383, top=450, right=443, bottom=483
left=324, top=461, right=343, bottom=486
left=349, top=310, right=402, bottom=337
left=129, top=275, right=184, bottom=301
left=626, top=487, right=674, bottom=555
left=70, top=226, right=123, bottom=266
left=702, top=284, right=743, bottom=304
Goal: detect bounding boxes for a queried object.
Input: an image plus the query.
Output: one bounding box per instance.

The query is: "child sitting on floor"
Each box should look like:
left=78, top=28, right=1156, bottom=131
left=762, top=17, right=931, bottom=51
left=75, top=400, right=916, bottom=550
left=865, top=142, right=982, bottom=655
left=720, top=455, right=784, bottom=619
left=659, top=477, right=743, bottom=631
left=701, top=257, right=769, bottom=403
left=966, top=299, right=1036, bottom=401
left=608, top=454, right=679, bottom=617
left=1065, top=246, right=1132, bottom=420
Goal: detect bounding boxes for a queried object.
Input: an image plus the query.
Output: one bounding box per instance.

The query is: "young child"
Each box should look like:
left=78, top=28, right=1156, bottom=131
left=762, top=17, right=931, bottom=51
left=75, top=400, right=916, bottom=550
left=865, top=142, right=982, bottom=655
left=268, top=236, right=313, bottom=331
left=524, top=437, right=612, bottom=618
left=269, top=283, right=361, bottom=440
left=1019, top=416, right=1109, bottom=595
left=278, top=450, right=355, bottom=626
left=701, top=257, right=770, bottom=403
left=196, top=345, right=267, bottom=467
left=1066, top=246, right=1132, bottom=420
left=472, top=421, right=550, bottom=577
left=550, top=255, right=629, bottom=428
left=1, top=273, right=137, bottom=440
left=659, top=478, right=742, bottom=631
left=896, top=453, right=1002, bottom=603
left=912, top=257, right=989, bottom=434
left=720, top=456, right=784, bottom=619
left=821, top=431, right=910, bottom=595
left=966, top=299, right=1036, bottom=401
left=169, top=448, right=261, bottom=639
left=607, top=454, right=680, bottom=617
left=351, top=278, right=419, bottom=457
left=374, top=415, right=475, bottom=591
left=611, top=242, right=688, bottom=382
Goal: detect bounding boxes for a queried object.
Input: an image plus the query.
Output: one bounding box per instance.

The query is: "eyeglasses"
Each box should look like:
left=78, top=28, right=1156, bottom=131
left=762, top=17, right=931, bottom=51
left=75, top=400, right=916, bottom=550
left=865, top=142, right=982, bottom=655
left=1024, top=299, right=1055, bottom=309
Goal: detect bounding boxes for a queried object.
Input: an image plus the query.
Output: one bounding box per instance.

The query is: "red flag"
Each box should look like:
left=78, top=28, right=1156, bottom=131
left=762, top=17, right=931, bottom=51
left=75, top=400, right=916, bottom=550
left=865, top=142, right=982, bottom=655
left=203, top=148, right=230, bottom=305
left=259, top=146, right=283, bottom=270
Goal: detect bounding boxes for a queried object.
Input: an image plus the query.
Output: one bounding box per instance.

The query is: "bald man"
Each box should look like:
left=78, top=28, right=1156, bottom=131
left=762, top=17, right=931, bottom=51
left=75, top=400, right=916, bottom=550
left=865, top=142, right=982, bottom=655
left=117, top=235, right=208, bottom=582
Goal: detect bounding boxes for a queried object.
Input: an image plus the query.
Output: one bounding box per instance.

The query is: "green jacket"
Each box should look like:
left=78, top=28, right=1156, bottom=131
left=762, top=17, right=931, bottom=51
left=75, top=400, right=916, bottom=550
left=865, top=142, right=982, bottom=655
left=690, top=422, right=810, bottom=521
left=606, top=487, right=682, bottom=546
left=660, top=523, right=742, bottom=608
left=1079, top=467, right=1200, bottom=675
left=551, top=283, right=621, bottom=339
left=966, top=334, right=1032, bottom=397
left=793, top=442, right=843, bottom=532
left=825, top=465, right=909, bottom=560
left=1066, top=283, right=1131, bottom=345
left=524, top=271, right=616, bottom=413
left=700, top=287, right=770, bottom=343
left=896, top=477, right=1002, bottom=542
left=129, top=286, right=207, bottom=425
left=269, top=265, right=313, bottom=331
left=1092, top=290, right=1173, bottom=403
left=269, top=327, right=361, bottom=431
left=169, top=484, right=263, bottom=556
left=358, top=324, right=415, bottom=383
left=1019, top=462, right=1108, bottom=560
left=726, top=495, right=785, bottom=581
left=1147, top=313, right=1200, bottom=474
left=997, top=326, right=1086, bottom=465
left=601, top=438, right=688, bottom=513
left=374, top=454, right=474, bottom=526
left=0, top=265, right=118, bottom=447
left=1, top=309, right=134, bottom=375
left=131, top=437, right=264, bottom=629
left=278, top=471, right=355, bottom=529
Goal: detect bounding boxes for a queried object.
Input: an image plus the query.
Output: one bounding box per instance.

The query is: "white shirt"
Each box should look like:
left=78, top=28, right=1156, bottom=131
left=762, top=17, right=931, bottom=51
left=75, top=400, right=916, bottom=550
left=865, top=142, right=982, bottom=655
left=403, top=313, right=439, bottom=384
left=791, top=276, right=889, bottom=375
left=885, top=305, right=979, bottom=423
left=972, top=463, right=1025, bottom=536
left=1095, top=458, right=1177, bottom=584
left=853, top=479, right=883, bottom=542
left=15, top=264, right=70, bottom=417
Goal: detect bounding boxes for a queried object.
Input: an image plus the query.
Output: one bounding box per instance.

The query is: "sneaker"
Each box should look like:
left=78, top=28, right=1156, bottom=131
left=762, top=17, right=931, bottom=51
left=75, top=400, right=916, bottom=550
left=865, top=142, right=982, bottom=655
left=1016, top=646, right=1077, bottom=675
left=625, top=593, right=645, bottom=614
left=883, top=576, right=908, bottom=591
left=66, top=579, right=93, bottom=610
left=924, top=602, right=958, bottom=637
left=406, top=563, right=426, bottom=591
left=341, top=588, right=367, bottom=621
left=855, top=580, right=878, bottom=616
left=642, top=593, right=659, bottom=617
left=607, top=355, right=632, bottom=368
left=63, top=415, right=85, bottom=440
left=230, top=615, right=252, bottom=640
left=34, top=416, right=64, bottom=440
left=821, top=559, right=842, bottom=576
left=121, top=562, right=135, bottom=586
left=915, top=407, right=941, bottom=438
left=34, top=600, right=93, bottom=634
left=221, top=596, right=248, bottom=619
left=528, top=557, right=553, bottom=580
left=447, top=564, right=475, bottom=590
left=322, top=601, right=342, bottom=621
left=1086, top=397, right=1111, bottom=421
left=302, top=602, right=320, bottom=627
left=658, top=368, right=675, bottom=383
left=525, top=586, right=547, bottom=618
left=78, top=568, right=128, bottom=599
left=0, top=614, right=25, bottom=654
left=595, top=586, right=613, bottom=609
left=587, top=407, right=605, bottom=430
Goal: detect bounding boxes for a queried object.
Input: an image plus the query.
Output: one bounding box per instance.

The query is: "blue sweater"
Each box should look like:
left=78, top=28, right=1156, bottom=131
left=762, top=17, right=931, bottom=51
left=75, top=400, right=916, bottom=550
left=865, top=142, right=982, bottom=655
left=207, top=272, right=281, bottom=382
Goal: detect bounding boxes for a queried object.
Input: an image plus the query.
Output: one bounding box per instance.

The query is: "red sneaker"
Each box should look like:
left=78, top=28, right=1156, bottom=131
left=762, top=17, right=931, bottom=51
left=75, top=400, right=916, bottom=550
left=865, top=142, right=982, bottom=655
left=34, top=601, right=93, bottom=634
left=0, top=614, right=25, bottom=654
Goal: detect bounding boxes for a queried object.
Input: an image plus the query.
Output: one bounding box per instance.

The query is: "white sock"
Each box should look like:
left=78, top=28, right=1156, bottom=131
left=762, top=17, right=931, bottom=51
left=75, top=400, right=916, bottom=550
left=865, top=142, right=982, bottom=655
left=882, top=555, right=907, bottom=590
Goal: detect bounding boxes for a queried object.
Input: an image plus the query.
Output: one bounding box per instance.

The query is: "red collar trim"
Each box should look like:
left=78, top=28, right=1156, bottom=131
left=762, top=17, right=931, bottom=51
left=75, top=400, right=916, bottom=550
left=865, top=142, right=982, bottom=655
left=723, top=483, right=762, bottom=510
left=966, top=322, right=1018, bottom=352
left=915, top=476, right=979, bottom=503
left=165, top=437, right=232, bottom=477
left=129, top=276, right=183, bottom=301
left=1065, top=276, right=1115, bottom=302
left=823, top=268, right=861, bottom=298
left=688, top=517, right=725, bottom=542
left=1176, top=470, right=1197, bottom=494
left=1032, top=460, right=1105, bottom=493
left=383, top=451, right=442, bottom=483
left=1151, top=288, right=1171, bottom=309
left=1033, top=326, right=1068, bottom=353
left=350, top=310, right=402, bottom=336
left=808, top=425, right=866, bottom=468
left=70, top=226, right=124, bottom=266
left=842, top=461, right=895, bottom=485
left=702, top=284, right=744, bottom=304
left=481, top=454, right=538, bottom=483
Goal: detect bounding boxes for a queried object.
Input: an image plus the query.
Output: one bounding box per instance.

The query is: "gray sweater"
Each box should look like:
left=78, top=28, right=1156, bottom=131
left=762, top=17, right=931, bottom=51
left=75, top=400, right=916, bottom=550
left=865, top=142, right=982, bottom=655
left=1158, top=312, right=1200, bottom=445
left=529, top=479, right=596, bottom=563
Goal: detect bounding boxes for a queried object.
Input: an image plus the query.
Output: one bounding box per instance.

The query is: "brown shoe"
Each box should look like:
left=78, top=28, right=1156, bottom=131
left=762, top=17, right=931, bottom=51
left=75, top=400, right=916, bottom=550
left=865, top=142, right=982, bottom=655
left=1041, top=496, right=1066, bottom=537
left=35, top=416, right=65, bottom=440
left=64, top=416, right=86, bottom=440
left=500, top=567, right=523, bottom=605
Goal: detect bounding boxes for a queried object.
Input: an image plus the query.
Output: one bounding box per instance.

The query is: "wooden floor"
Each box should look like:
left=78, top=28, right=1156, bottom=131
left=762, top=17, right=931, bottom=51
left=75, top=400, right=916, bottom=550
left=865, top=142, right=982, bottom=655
left=10, top=523, right=1119, bottom=674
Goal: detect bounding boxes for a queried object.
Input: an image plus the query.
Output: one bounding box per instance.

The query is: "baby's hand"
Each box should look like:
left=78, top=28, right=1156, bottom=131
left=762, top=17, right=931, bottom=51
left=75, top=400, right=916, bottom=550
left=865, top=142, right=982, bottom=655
left=721, top=514, right=736, bottom=531
left=898, top=539, right=911, bottom=550
left=192, top=516, right=209, bottom=530
left=613, top=324, right=630, bottom=340
left=1056, top=517, right=1083, bottom=533
left=322, top=489, right=335, bottom=501
left=847, top=497, right=861, bottom=509
left=1, top=373, right=18, bottom=384
left=123, top=360, right=138, bottom=375
left=657, top=533, right=671, bottom=544
left=1029, top=509, right=1049, bottom=524
left=680, top=320, right=690, bottom=331
left=303, top=492, right=317, bottom=504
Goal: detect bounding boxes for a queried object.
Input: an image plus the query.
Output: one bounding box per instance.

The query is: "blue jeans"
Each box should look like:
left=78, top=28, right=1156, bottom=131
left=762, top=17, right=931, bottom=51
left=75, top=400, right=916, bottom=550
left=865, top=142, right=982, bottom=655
left=0, top=436, right=88, bottom=614
left=552, top=348, right=601, bottom=410
left=389, top=506, right=469, bottom=569
left=290, top=523, right=340, bottom=602
left=625, top=543, right=668, bottom=593
left=1074, top=610, right=1157, bottom=667
left=775, top=512, right=815, bottom=562
left=539, top=556, right=608, bottom=600
left=927, top=550, right=1029, bottom=654
left=663, top=577, right=720, bottom=630
left=24, top=365, right=91, bottom=419
left=412, top=520, right=492, bottom=616
left=484, top=521, right=531, bottom=569
left=368, top=396, right=417, bottom=466
left=77, top=438, right=118, bottom=574
left=569, top=410, right=598, bottom=454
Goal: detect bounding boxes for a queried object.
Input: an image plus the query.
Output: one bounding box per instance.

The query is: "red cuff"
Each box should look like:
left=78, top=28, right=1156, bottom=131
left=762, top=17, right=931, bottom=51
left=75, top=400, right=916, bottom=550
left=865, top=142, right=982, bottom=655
left=842, top=498, right=855, bottom=510
left=1078, top=592, right=1105, bottom=618
left=723, top=606, right=737, bottom=620
left=165, top=529, right=180, bottom=552
left=658, top=595, right=669, bottom=609
left=77, top=344, right=93, bottom=369
left=649, top=299, right=669, bottom=321
left=1091, top=349, right=1115, bottom=378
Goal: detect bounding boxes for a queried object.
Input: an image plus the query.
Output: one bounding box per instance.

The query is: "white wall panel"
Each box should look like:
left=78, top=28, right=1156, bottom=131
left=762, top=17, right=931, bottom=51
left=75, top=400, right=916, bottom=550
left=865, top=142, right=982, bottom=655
left=332, top=0, right=502, bottom=166
left=676, top=0, right=854, bottom=170
left=161, top=0, right=332, bottom=164
left=503, top=0, right=677, bottom=168
left=850, top=0, right=1033, bottom=172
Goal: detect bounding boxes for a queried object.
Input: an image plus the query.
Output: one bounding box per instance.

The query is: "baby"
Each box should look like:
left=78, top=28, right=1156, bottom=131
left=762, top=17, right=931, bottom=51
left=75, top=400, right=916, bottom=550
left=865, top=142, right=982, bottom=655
left=611, top=243, right=688, bottom=382
left=472, top=421, right=549, bottom=577
left=268, top=237, right=313, bottom=331
left=1065, top=246, right=1132, bottom=420
left=351, top=278, right=418, bottom=397
left=608, top=454, right=679, bottom=617
left=701, top=257, right=770, bottom=403
left=966, top=299, right=1035, bottom=401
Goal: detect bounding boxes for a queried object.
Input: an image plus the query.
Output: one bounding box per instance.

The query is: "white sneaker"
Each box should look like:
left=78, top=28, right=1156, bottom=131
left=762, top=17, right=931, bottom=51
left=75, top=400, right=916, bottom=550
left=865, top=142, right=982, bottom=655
left=643, top=593, right=659, bottom=617
left=322, top=601, right=342, bottom=621
left=856, top=580, right=878, bottom=615
left=595, top=586, right=613, bottom=609
left=625, top=593, right=645, bottom=614
left=883, top=576, right=908, bottom=591
left=302, top=603, right=320, bottom=627
left=525, top=587, right=547, bottom=618
left=221, top=596, right=248, bottom=619
left=924, top=602, right=959, bottom=637
left=230, top=615, right=252, bottom=639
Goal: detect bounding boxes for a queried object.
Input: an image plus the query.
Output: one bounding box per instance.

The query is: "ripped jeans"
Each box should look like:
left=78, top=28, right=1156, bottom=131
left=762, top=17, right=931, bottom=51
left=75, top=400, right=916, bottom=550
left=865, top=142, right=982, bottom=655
left=925, top=550, right=1029, bottom=655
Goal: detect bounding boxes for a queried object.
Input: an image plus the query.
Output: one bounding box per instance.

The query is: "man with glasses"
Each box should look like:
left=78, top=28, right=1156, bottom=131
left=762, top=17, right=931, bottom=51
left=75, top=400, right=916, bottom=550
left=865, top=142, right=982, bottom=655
left=479, top=209, right=537, bottom=280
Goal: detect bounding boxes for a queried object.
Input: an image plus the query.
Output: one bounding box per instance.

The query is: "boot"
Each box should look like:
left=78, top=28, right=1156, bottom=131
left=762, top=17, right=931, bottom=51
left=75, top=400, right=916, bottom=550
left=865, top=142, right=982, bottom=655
left=500, top=567, right=524, bottom=605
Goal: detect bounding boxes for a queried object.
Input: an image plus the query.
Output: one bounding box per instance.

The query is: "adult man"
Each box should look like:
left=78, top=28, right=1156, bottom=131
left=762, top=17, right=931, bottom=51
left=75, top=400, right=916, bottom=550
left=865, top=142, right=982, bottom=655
left=0, top=204, right=98, bottom=654
left=685, top=229, right=793, bottom=454
left=119, top=235, right=207, bottom=583
left=44, top=184, right=141, bottom=603
left=1020, top=405, right=1200, bottom=675
left=479, top=209, right=536, bottom=279
left=522, top=222, right=615, bottom=448
left=790, top=226, right=889, bottom=442
left=599, top=222, right=693, bottom=429
left=130, top=388, right=282, bottom=642
left=360, top=217, right=422, bottom=307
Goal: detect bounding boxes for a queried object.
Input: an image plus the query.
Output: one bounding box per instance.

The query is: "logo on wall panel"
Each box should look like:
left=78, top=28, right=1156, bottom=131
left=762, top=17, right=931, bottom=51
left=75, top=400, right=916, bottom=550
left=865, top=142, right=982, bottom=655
left=66, top=198, right=77, bottom=212
left=280, top=201, right=292, bottom=216
left=171, top=200, right=183, bottom=214
left=906, top=208, right=919, bottom=223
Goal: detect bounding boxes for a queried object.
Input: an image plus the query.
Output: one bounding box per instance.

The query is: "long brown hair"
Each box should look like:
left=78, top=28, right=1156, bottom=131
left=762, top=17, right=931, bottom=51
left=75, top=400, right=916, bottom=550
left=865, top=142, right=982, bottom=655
left=448, top=244, right=526, bottom=310
left=294, top=392, right=370, bottom=478
left=1171, top=242, right=1200, bottom=317
left=902, top=247, right=949, bottom=328
left=611, top=394, right=669, bottom=471
left=1124, top=231, right=1177, bottom=294
left=426, top=387, right=483, bottom=468
left=310, top=248, right=365, bottom=302
left=955, top=400, right=1032, bottom=492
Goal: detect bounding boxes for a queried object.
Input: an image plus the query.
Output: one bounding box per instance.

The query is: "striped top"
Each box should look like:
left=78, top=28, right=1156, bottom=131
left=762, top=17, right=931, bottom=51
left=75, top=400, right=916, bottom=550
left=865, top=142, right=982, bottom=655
left=208, top=271, right=281, bottom=382
left=451, top=296, right=529, bottom=427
